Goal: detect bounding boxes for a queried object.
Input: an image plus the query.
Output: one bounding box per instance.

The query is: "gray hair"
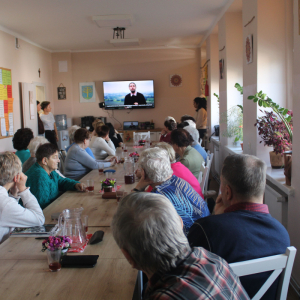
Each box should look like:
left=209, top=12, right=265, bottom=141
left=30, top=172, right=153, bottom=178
left=139, top=147, right=173, bottom=183
left=68, top=125, right=80, bottom=143
left=156, top=142, right=176, bottom=163
left=112, top=192, right=190, bottom=274
left=28, top=136, right=49, bottom=156
left=184, top=126, right=199, bottom=146
left=165, top=116, right=176, bottom=123
left=0, top=152, right=22, bottom=186
left=222, top=154, right=267, bottom=199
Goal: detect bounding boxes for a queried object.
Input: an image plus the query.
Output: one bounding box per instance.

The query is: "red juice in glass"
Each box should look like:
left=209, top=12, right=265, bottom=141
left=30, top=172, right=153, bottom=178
left=86, top=186, right=94, bottom=192
left=124, top=174, right=135, bottom=184
left=49, top=262, right=61, bottom=271
left=85, top=226, right=88, bottom=232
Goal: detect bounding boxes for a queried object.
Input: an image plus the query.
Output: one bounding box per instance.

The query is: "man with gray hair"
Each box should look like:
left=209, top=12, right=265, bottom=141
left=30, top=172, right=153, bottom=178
left=112, top=192, right=249, bottom=300
left=132, top=147, right=209, bottom=234
left=188, top=154, right=290, bottom=300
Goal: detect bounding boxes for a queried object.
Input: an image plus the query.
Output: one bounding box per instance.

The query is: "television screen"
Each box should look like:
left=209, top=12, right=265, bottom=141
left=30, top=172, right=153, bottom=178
left=103, top=80, right=154, bottom=110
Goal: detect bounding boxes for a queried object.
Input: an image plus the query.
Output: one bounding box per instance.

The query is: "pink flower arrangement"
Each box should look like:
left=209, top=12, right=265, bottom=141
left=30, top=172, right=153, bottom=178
left=129, top=152, right=139, bottom=157
left=42, top=236, right=72, bottom=252
left=100, top=178, right=116, bottom=187
left=255, top=110, right=293, bottom=154
left=139, top=139, right=146, bottom=143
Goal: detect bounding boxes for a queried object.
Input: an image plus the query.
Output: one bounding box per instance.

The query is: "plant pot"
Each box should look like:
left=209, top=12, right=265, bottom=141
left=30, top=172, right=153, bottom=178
left=269, top=151, right=284, bottom=169
left=103, top=186, right=113, bottom=193
left=283, top=151, right=292, bottom=186
left=240, top=142, right=243, bottom=150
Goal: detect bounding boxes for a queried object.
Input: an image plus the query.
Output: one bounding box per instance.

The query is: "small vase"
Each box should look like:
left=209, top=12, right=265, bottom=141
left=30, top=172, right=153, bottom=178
left=46, top=249, right=62, bottom=272
left=283, top=151, right=292, bottom=186
left=103, top=186, right=113, bottom=193
left=269, top=151, right=284, bottom=169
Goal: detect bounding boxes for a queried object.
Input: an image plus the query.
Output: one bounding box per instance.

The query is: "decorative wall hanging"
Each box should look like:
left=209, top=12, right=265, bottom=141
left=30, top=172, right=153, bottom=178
left=57, top=83, right=66, bottom=100
left=245, top=35, right=253, bottom=64
left=170, top=74, right=182, bottom=87
left=79, top=82, right=96, bottom=103
left=219, top=59, right=224, bottom=79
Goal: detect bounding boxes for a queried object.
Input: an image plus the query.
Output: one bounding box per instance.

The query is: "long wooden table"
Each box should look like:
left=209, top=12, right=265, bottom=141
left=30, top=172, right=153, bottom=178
left=0, top=147, right=139, bottom=300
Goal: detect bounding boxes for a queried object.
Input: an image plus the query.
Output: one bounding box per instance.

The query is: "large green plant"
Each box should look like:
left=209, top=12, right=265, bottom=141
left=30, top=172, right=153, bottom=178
left=248, top=91, right=293, bottom=143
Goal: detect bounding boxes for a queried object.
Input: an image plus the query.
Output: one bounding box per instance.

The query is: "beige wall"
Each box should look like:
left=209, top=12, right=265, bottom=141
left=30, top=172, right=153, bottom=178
left=0, top=30, right=53, bottom=152
left=52, top=48, right=200, bottom=129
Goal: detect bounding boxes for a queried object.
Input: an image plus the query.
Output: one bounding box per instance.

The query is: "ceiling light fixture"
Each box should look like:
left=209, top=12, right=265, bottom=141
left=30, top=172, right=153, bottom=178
left=113, top=27, right=125, bottom=39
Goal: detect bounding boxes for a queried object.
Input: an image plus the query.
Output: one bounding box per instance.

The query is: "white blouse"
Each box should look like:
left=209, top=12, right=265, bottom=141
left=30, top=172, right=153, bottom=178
left=90, top=136, right=116, bottom=160
left=40, top=112, right=55, bottom=130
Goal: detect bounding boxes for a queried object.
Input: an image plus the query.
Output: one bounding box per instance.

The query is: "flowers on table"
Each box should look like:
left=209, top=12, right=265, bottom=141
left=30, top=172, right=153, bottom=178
left=101, top=178, right=116, bottom=187
left=139, top=139, right=146, bottom=145
left=129, top=152, right=139, bottom=162
left=42, top=236, right=72, bottom=252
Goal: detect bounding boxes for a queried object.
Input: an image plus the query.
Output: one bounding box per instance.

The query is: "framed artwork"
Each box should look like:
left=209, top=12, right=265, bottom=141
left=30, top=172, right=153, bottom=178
left=79, top=82, right=96, bottom=103
left=219, top=59, right=224, bottom=79
left=170, top=74, right=182, bottom=87
left=245, top=34, right=253, bottom=64
left=57, top=86, right=66, bottom=100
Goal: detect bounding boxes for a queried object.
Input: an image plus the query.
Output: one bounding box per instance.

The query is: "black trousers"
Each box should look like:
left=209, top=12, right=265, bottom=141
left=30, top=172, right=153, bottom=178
left=45, top=130, right=58, bottom=148
left=198, top=129, right=207, bottom=139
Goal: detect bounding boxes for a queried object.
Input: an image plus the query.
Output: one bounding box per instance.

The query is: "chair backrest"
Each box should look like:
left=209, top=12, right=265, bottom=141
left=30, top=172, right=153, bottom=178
left=203, top=153, right=213, bottom=193
left=199, top=161, right=208, bottom=194
left=229, top=246, right=297, bottom=300
left=58, top=150, right=66, bottom=175
left=133, top=131, right=151, bottom=141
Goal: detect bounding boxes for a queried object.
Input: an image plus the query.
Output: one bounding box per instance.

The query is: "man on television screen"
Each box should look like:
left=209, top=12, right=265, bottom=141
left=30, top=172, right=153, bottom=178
left=124, top=82, right=147, bottom=106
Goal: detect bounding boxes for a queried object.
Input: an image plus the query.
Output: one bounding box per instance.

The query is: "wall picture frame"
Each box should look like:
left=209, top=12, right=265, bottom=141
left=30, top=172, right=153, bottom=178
left=57, top=86, right=66, bottom=100
left=79, top=82, right=96, bottom=103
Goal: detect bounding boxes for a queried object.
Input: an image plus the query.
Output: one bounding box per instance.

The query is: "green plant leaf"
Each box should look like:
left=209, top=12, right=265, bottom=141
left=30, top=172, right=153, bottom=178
left=237, top=105, right=243, bottom=113
left=258, top=100, right=262, bottom=106
left=286, top=115, right=292, bottom=122
left=258, top=91, right=263, bottom=97
left=248, top=95, right=255, bottom=100
left=262, top=94, right=266, bottom=100
left=283, top=109, right=288, bottom=115
left=254, top=97, right=258, bottom=103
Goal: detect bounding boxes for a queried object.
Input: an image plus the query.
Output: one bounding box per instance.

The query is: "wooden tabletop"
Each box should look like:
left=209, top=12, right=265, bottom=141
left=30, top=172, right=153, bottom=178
left=0, top=152, right=141, bottom=300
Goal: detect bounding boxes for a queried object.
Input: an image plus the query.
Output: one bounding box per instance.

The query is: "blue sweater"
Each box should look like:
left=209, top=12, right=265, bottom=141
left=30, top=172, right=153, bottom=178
left=152, top=175, right=209, bottom=235
left=192, top=143, right=207, bottom=161
left=188, top=209, right=290, bottom=300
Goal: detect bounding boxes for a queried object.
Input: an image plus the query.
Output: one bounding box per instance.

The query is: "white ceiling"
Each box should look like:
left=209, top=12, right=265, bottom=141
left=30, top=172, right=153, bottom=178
left=0, top=0, right=239, bottom=52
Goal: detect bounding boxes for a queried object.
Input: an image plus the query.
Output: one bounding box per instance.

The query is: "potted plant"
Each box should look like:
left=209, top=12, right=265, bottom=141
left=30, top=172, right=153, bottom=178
left=248, top=90, right=293, bottom=184
left=220, top=106, right=243, bottom=146
left=101, top=178, right=116, bottom=192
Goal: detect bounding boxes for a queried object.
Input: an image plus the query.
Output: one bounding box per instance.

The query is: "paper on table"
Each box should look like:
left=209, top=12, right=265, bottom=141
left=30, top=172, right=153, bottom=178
left=0, top=100, right=4, bottom=117
left=1, top=118, right=6, bottom=136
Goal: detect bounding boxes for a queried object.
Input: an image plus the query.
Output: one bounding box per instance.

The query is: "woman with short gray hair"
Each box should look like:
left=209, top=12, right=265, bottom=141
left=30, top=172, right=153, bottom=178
left=145, top=142, right=203, bottom=197
left=0, top=152, right=45, bottom=243
left=184, top=126, right=207, bottom=161
left=66, top=125, right=95, bottom=159
left=133, top=147, right=209, bottom=234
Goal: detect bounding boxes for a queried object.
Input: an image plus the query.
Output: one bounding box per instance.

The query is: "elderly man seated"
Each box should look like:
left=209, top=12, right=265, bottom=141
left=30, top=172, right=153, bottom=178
left=0, top=152, right=45, bottom=243
left=25, top=143, right=85, bottom=209
left=188, top=154, right=290, bottom=300
left=133, top=147, right=209, bottom=234
left=112, top=192, right=249, bottom=300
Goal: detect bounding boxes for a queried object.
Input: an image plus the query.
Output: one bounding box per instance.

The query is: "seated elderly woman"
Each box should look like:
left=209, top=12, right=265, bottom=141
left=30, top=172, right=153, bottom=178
left=25, top=143, right=85, bottom=209
left=12, top=128, right=34, bottom=164
left=64, top=128, right=112, bottom=181
left=170, top=129, right=205, bottom=179
left=146, top=142, right=203, bottom=198
left=90, top=125, right=116, bottom=160
left=184, top=125, right=207, bottom=161
left=0, top=152, right=45, bottom=243
left=66, top=125, right=95, bottom=159
left=107, top=123, right=123, bottom=148
left=159, top=118, right=177, bottom=143
left=133, top=147, right=209, bottom=234
left=22, top=136, right=49, bottom=173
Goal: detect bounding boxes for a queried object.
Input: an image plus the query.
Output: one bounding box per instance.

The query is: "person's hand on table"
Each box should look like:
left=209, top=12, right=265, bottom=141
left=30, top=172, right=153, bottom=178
left=132, top=169, right=153, bottom=192
left=75, top=183, right=87, bottom=192
left=109, top=156, right=117, bottom=165
left=213, top=194, right=226, bottom=215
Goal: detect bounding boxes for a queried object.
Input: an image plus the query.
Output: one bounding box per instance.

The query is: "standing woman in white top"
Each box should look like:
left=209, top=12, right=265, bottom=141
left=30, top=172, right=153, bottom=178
left=90, top=125, right=116, bottom=160
left=193, top=96, right=207, bottom=139
left=40, top=101, right=58, bottom=147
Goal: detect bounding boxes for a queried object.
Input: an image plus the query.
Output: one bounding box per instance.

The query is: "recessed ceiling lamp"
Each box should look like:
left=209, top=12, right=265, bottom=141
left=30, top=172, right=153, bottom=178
left=92, top=15, right=133, bottom=28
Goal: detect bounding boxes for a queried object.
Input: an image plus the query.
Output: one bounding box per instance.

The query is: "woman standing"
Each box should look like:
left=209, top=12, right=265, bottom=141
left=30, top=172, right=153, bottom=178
left=40, top=101, right=58, bottom=147
left=193, top=96, right=207, bottom=139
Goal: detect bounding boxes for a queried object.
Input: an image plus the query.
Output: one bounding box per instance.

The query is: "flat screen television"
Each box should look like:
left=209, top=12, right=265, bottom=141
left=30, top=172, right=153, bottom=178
left=103, top=80, right=154, bottom=110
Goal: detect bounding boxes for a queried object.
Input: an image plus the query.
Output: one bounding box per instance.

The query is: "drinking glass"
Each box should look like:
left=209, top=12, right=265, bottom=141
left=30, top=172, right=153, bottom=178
left=47, top=249, right=62, bottom=272
left=86, top=180, right=94, bottom=192
left=98, top=163, right=104, bottom=174
left=82, top=215, right=88, bottom=233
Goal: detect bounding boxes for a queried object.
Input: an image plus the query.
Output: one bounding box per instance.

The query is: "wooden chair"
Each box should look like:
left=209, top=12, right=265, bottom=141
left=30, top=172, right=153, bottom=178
left=229, top=246, right=297, bottom=300
left=133, top=131, right=151, bottom=142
